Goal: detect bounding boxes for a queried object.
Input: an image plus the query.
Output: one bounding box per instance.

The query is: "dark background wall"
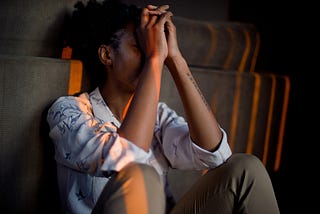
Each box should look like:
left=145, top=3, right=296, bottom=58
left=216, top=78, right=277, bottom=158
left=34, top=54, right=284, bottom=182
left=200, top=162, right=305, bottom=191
left=229, top=1, right=314, bottom=213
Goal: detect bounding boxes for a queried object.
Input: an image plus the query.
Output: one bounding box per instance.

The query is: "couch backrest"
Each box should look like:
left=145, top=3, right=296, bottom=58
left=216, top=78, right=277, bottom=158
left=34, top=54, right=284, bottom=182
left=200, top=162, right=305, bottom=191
left=160, top=67, right=290, bottom=173
left=0, top=0, right=78, bottom=58
left=0, top=55, right=79, bottom=213
left=173, top=17, right=260, bottom=72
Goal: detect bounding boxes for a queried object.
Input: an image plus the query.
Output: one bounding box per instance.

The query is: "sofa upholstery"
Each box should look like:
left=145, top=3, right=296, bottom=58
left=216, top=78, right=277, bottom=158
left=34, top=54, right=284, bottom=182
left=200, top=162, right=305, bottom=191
left=0, top=2, right=290, bottom=212
left=0, top=56, right=72, bottom=213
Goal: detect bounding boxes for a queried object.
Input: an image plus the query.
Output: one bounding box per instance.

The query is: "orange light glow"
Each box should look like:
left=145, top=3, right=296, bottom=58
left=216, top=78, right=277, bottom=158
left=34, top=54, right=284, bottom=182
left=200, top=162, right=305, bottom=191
left=238, top=28, right=251, bottom=72
left=204, top=24, right=218, bottom=65
left=223, top=27, right=235, bottom=70
left=250, top=31, right=260, bottom=73
left=229, top=73, right=242, bottom=151
left=68, top=60, right=83, bottom=95
left=61, top=46, right=72, bottom=59
left=262, top=74, right=276, bottom=166
left=274, top=76, right=290, bottom=172
left=246, top=73, right=261, bottom=154
left=121, top=164, right=149, bottom=214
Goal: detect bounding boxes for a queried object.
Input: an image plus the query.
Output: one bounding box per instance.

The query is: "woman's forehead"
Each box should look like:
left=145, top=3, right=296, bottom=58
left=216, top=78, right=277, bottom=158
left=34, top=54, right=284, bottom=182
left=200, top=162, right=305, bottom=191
left=117, top=24, right=136, bottom=42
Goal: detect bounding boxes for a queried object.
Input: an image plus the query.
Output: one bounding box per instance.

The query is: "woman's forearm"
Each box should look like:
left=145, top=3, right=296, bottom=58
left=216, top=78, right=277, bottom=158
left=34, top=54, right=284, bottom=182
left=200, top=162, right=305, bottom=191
left=118, top=58, right=163, bottom=152
left=166, top=56, right=222, bottom=151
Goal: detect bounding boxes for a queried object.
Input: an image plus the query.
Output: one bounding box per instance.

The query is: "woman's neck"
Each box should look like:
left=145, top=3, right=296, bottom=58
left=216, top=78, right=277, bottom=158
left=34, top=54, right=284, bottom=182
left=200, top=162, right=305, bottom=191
left=99, top=84, right=133, bottom=122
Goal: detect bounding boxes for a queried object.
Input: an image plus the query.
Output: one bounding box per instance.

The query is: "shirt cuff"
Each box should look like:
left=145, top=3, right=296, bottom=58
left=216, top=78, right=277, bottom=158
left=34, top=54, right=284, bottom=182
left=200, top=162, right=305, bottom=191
left=191, top=128, right=232, bottom=168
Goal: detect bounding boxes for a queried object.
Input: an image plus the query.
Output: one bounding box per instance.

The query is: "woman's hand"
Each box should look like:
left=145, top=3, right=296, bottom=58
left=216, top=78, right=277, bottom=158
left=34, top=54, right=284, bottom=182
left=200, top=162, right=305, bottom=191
left=137, top=5, right=173, bottom=63
left=164, top=16, right=183, bottom=66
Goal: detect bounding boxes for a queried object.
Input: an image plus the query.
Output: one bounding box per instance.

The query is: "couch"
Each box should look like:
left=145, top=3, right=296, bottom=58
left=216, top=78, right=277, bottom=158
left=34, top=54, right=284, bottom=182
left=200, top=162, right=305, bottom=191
left=0, top=1, right=290, bottom=213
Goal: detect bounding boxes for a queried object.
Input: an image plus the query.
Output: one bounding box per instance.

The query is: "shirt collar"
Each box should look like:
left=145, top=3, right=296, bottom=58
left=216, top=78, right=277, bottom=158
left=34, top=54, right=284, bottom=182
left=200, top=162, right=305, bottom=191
left=89, top=87, right=121, bottom=127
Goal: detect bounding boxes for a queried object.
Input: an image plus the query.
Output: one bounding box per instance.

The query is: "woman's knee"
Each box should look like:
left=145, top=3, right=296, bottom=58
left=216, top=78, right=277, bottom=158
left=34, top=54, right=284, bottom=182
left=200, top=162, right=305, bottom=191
left=120, top=163, right=160, bottom=183
left=223, top=153, right=271, bottom=182
left=120, top=163, right=166, bottom=213
left=224, top=154, right=279, bottom=213
left=120, top=163, right=165, bottom=195
left=94, top=163, right=165, bottom=214
left=227, top=153, right=265, bottom=171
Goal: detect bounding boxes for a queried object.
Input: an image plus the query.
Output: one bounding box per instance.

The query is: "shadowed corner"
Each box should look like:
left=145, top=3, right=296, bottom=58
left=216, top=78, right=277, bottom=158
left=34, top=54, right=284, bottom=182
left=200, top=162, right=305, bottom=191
left=38, top=101, right=62, bottom=214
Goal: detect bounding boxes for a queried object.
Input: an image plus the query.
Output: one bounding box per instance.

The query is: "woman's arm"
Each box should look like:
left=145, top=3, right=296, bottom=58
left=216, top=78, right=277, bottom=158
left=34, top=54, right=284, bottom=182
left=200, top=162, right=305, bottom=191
left=118, top=6, right=172, bottom=152
left=164, top=17, right=223, bottom=152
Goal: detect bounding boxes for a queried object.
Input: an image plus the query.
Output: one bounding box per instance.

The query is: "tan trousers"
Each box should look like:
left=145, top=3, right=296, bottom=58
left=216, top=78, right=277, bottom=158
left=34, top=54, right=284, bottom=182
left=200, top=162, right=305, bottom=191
left=93, top=154, right=280, bottom=214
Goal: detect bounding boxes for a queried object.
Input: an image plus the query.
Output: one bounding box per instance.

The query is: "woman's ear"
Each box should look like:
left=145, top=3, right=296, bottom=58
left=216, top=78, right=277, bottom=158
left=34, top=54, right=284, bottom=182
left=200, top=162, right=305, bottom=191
left=98, top=45, right=112, bottom=66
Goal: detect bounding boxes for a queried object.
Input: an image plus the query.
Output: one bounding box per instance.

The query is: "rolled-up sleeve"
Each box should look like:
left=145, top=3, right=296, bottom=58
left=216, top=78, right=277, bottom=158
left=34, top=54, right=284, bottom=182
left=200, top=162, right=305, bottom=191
left=157, top=102, right=232, bottom=170
left=189, top=128, right=232, bottom=168
left=47, top=96, right=151, bottom=177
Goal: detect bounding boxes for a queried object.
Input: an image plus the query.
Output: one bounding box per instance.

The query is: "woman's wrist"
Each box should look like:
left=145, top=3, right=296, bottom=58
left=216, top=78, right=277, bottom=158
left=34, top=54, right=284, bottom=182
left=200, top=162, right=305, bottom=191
left=165, top=53, right=186, bottom=72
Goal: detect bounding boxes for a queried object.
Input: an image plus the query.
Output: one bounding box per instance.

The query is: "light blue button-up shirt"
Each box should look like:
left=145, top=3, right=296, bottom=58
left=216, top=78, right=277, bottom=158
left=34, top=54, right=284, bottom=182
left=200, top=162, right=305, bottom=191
left=47, top=87, right=232, bottom=214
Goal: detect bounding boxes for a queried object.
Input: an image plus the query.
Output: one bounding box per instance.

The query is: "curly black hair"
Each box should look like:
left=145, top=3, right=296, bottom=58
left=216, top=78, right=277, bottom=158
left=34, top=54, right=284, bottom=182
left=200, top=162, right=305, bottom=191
left=64, top=0, right=141, bottom=89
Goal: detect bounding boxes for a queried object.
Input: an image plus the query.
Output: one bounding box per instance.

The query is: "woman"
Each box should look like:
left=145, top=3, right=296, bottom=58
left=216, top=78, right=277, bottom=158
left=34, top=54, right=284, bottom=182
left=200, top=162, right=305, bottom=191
left=47, top=0, right=280, bottom=213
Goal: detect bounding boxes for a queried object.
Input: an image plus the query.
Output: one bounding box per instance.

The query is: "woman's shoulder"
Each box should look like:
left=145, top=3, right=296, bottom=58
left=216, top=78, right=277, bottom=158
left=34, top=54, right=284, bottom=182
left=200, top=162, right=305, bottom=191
left=49, top=91, right=91, bottom=111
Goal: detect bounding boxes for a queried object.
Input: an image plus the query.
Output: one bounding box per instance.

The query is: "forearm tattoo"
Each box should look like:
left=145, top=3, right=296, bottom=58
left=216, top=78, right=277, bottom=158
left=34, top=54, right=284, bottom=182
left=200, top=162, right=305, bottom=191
left=186, top=72, right=211, bottom=111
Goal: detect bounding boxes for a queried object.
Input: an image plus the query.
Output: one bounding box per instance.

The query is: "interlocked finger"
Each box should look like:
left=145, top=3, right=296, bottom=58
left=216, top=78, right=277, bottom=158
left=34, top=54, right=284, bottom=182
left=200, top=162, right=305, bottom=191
left=146, top=14, right=158, bottom=28
left=140, top=7, right=151, bottom=28
left=147, top=4, right=169, bottom=16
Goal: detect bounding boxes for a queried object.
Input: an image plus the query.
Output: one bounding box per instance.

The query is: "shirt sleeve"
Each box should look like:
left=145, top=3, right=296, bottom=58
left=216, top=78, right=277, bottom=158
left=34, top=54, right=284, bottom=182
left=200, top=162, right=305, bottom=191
left=47, top=95, right=151, bottom=177
left=156, top=102, right=232, bottom=170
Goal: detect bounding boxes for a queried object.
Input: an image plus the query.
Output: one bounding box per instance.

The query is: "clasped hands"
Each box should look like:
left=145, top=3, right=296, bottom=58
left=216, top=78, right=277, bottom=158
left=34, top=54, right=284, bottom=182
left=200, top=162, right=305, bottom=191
left=137, top=5, right=181, bottom=63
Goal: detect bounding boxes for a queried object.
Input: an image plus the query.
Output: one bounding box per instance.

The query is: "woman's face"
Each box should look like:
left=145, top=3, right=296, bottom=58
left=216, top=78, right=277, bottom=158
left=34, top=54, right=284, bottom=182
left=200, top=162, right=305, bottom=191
left=109, top=23, right=143, bottom=93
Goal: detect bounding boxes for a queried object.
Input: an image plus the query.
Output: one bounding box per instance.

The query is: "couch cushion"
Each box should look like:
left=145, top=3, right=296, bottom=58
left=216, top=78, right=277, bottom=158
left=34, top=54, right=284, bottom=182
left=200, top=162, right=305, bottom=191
left=174, top=17, right=259, bottom=72
left=0, top=55, right=79, bottom=213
